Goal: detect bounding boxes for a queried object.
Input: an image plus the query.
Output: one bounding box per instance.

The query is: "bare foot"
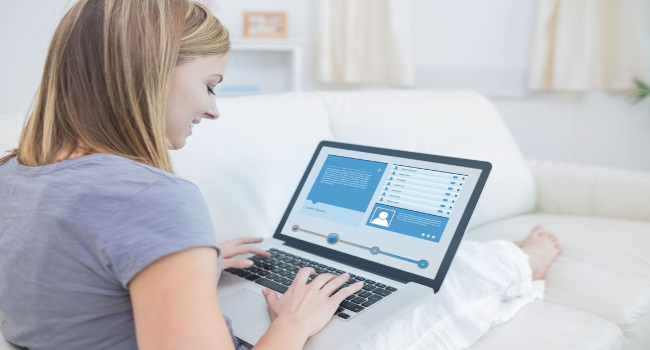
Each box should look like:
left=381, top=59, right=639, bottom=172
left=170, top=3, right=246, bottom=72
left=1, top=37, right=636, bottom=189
left=517, top=225, right=563, bottom=280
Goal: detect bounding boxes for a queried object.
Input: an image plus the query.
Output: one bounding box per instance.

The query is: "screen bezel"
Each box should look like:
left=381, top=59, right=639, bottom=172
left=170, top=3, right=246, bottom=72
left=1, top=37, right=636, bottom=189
left=272, top=141, right=491, bottom=292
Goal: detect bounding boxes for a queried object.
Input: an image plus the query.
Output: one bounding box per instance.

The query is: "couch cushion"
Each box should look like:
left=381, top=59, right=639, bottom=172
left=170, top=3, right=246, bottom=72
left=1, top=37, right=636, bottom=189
left=468, top=301, right=623, bottom=350
left=465, top=213, right=650, bottom=348
left=316, top=90, right=536, bottom=229
left=171, top=92, right=335, bottom=242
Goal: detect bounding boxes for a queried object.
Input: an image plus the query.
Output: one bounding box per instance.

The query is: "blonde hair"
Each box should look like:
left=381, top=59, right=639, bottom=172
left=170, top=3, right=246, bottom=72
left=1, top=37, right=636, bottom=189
left=0, top=0, right=230, bottom=173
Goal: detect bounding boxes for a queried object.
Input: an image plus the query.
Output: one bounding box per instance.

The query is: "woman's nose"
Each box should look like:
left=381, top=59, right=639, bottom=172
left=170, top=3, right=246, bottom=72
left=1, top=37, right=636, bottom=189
left=204, top=97, right=219, bottom=120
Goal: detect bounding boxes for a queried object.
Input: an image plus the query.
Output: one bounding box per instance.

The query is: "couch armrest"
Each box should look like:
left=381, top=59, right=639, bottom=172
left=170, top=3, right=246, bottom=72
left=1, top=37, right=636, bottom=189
left=528, top=159, right=650, bottom=222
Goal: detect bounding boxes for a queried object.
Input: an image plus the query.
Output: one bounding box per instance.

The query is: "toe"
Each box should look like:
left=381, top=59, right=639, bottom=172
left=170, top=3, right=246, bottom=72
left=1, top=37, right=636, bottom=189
left=532, top=224, right=545, bottom=234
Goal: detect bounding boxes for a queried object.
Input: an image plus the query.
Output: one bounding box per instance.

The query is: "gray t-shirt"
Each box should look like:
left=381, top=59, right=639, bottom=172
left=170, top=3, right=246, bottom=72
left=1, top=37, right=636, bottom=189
left=0, top=154, right=246, bottom=349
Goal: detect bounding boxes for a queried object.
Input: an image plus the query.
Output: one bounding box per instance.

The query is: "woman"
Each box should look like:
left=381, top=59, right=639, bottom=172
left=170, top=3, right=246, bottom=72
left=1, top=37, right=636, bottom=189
left=0, top=1, right=363, bottom=349
left=0, top=1, right=563, bottom=349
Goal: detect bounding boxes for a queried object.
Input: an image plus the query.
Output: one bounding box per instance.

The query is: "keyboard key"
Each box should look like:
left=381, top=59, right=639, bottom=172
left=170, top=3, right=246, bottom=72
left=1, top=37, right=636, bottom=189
left=367, top=294, right=383, bottom=302
left=358, top=291, right=372, bottom=298
left=340, top=300, right=365, bottom=313
left=351, top=297, right=366, bottom=304
left=245, top=274, right=261, bottom=281
left=337, top=307, right=345, bottom=313
left=386, top=286, right=397, bottom=292
left=362, top=299, right=379, bottom=307
left=362, top=284, right=376, bottom=291
left=271, top=275, right=285, bottom=283
left=338, top=313, right=351, bottom=319
left=373, top=288, right=392, bottom=297
left=345, top=295, right=355, bottom=301
left=356, top=276, right=366, bottom=281
left=364, top=280, right=376, bottom=284
left=375, top=283, right=386, bottom=288
left=255, top=278, right=288, bottom=294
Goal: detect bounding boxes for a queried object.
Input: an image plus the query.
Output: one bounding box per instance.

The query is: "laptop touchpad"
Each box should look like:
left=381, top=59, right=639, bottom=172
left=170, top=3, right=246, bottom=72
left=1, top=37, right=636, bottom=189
left=221, top=289, right=271, bottom=330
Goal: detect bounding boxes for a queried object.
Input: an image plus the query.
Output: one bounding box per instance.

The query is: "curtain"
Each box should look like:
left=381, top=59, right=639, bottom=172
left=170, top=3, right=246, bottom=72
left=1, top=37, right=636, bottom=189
left=316, top=0, right=414, bottom=86
left=528, top=0, right=650, bottom=91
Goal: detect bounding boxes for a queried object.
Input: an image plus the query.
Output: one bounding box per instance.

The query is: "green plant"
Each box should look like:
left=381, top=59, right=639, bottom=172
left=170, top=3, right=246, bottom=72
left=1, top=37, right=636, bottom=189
left=632, top=78, right=650, bottom=104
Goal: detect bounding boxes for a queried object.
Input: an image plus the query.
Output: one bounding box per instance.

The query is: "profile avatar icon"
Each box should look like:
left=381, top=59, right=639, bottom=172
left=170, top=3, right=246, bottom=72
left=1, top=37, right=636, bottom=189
left=371, top=211, right=390, bottom=227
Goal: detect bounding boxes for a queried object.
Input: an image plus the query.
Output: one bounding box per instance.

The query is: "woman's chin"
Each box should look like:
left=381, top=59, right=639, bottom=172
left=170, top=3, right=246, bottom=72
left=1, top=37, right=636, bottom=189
left=166, top=138, right=186, bottom=150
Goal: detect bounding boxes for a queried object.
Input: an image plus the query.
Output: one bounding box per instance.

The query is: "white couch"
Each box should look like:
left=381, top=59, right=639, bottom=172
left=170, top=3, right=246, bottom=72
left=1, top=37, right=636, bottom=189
left=1, top=90, right=649, bottom=349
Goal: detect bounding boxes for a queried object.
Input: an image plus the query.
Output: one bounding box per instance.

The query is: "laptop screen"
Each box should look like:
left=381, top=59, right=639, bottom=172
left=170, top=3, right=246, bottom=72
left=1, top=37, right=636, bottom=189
left=273, top=141, right=491, bottom=291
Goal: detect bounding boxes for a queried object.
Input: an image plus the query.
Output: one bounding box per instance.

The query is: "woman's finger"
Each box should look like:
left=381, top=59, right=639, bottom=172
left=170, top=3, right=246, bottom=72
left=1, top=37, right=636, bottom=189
left=330, top=282, right=364, bottom=304
left=308, top=273, right=339, bottom=291
left=225, top=245, right=270, bottom=258
left=261, top=289, right=279, bottom=320
left=318, top=273, right=350, bottom=295
left=222, top=258, right=254, bottom=270
left=289, top=267, right=316, bottom=289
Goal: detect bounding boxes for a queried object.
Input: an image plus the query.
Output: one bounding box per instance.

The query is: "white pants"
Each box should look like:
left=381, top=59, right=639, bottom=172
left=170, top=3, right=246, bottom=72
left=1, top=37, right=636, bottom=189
left=353, top=240, right=544, bottom=350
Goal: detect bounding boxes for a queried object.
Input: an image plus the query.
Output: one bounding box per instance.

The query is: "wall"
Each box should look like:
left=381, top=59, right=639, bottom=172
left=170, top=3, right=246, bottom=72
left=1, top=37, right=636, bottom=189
left=408, top=0, right=650, bottom=171
left=1, top=0, right=648, bottom=171
left=0, top=0, right=74, bottom=116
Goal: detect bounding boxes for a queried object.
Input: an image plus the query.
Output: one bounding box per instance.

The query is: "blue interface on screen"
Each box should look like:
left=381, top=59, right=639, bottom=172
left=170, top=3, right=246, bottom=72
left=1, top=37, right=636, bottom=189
left=282, top=147, right=479, bottom=278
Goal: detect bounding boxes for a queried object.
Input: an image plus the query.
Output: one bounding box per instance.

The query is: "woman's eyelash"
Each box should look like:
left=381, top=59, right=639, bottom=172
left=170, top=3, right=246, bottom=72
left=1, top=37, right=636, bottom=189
left=207, top=86, right=216, bottom=95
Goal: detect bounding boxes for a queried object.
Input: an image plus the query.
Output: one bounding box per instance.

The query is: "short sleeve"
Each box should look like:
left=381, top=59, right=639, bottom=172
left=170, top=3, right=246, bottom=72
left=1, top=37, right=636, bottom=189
left=99, top=177, right=221, bottom=288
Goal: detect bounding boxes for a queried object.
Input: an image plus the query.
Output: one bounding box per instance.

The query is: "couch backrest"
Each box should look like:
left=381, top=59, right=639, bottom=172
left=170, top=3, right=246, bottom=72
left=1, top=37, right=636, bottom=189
left=317, top=90, right=536, bottom=230
left=1, top=90, right=537, bottom=242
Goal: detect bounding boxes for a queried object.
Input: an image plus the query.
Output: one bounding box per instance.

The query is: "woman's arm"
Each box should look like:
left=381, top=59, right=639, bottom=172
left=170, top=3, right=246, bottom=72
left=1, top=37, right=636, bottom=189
left=130, top=247, right=364, bottom=350
left=129, top=247, right=235, bottom=350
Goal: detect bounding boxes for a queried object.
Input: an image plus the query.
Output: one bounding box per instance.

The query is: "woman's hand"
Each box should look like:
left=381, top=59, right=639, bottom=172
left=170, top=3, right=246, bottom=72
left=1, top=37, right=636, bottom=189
left=262, top=267, right=364, bottom=338
left=219, top=237, right=271, bottom=270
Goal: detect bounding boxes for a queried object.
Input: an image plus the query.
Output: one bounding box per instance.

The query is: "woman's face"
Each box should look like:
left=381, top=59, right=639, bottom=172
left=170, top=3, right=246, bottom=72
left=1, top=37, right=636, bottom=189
left=165, top=53, right=229, bottom=149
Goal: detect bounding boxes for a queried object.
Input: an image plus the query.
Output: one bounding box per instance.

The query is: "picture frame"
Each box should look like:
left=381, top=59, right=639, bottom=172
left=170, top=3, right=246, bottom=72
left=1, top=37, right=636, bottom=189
left=243, top=12, right=287, bottom=38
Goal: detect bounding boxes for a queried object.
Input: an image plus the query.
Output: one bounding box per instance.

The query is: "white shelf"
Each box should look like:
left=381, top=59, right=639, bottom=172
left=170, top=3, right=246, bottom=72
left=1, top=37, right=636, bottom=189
left=217, top=40, right=303, bottom=96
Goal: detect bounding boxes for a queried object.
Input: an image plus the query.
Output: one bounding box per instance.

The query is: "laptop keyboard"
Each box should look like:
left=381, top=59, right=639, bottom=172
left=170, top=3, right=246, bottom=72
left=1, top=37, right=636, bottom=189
left=224, top=248, right=398, bottom=320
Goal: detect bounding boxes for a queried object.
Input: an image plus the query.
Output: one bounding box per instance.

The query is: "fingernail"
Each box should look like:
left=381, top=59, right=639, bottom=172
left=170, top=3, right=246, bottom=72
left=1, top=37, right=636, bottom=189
left=244, top=260, right=253, bottom=266
left=262, top=289, right=267, bottom=296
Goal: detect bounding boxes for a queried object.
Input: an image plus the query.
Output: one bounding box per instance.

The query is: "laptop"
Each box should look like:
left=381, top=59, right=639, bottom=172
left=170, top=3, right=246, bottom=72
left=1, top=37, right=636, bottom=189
left=217, top=141, right=491, bottom=349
